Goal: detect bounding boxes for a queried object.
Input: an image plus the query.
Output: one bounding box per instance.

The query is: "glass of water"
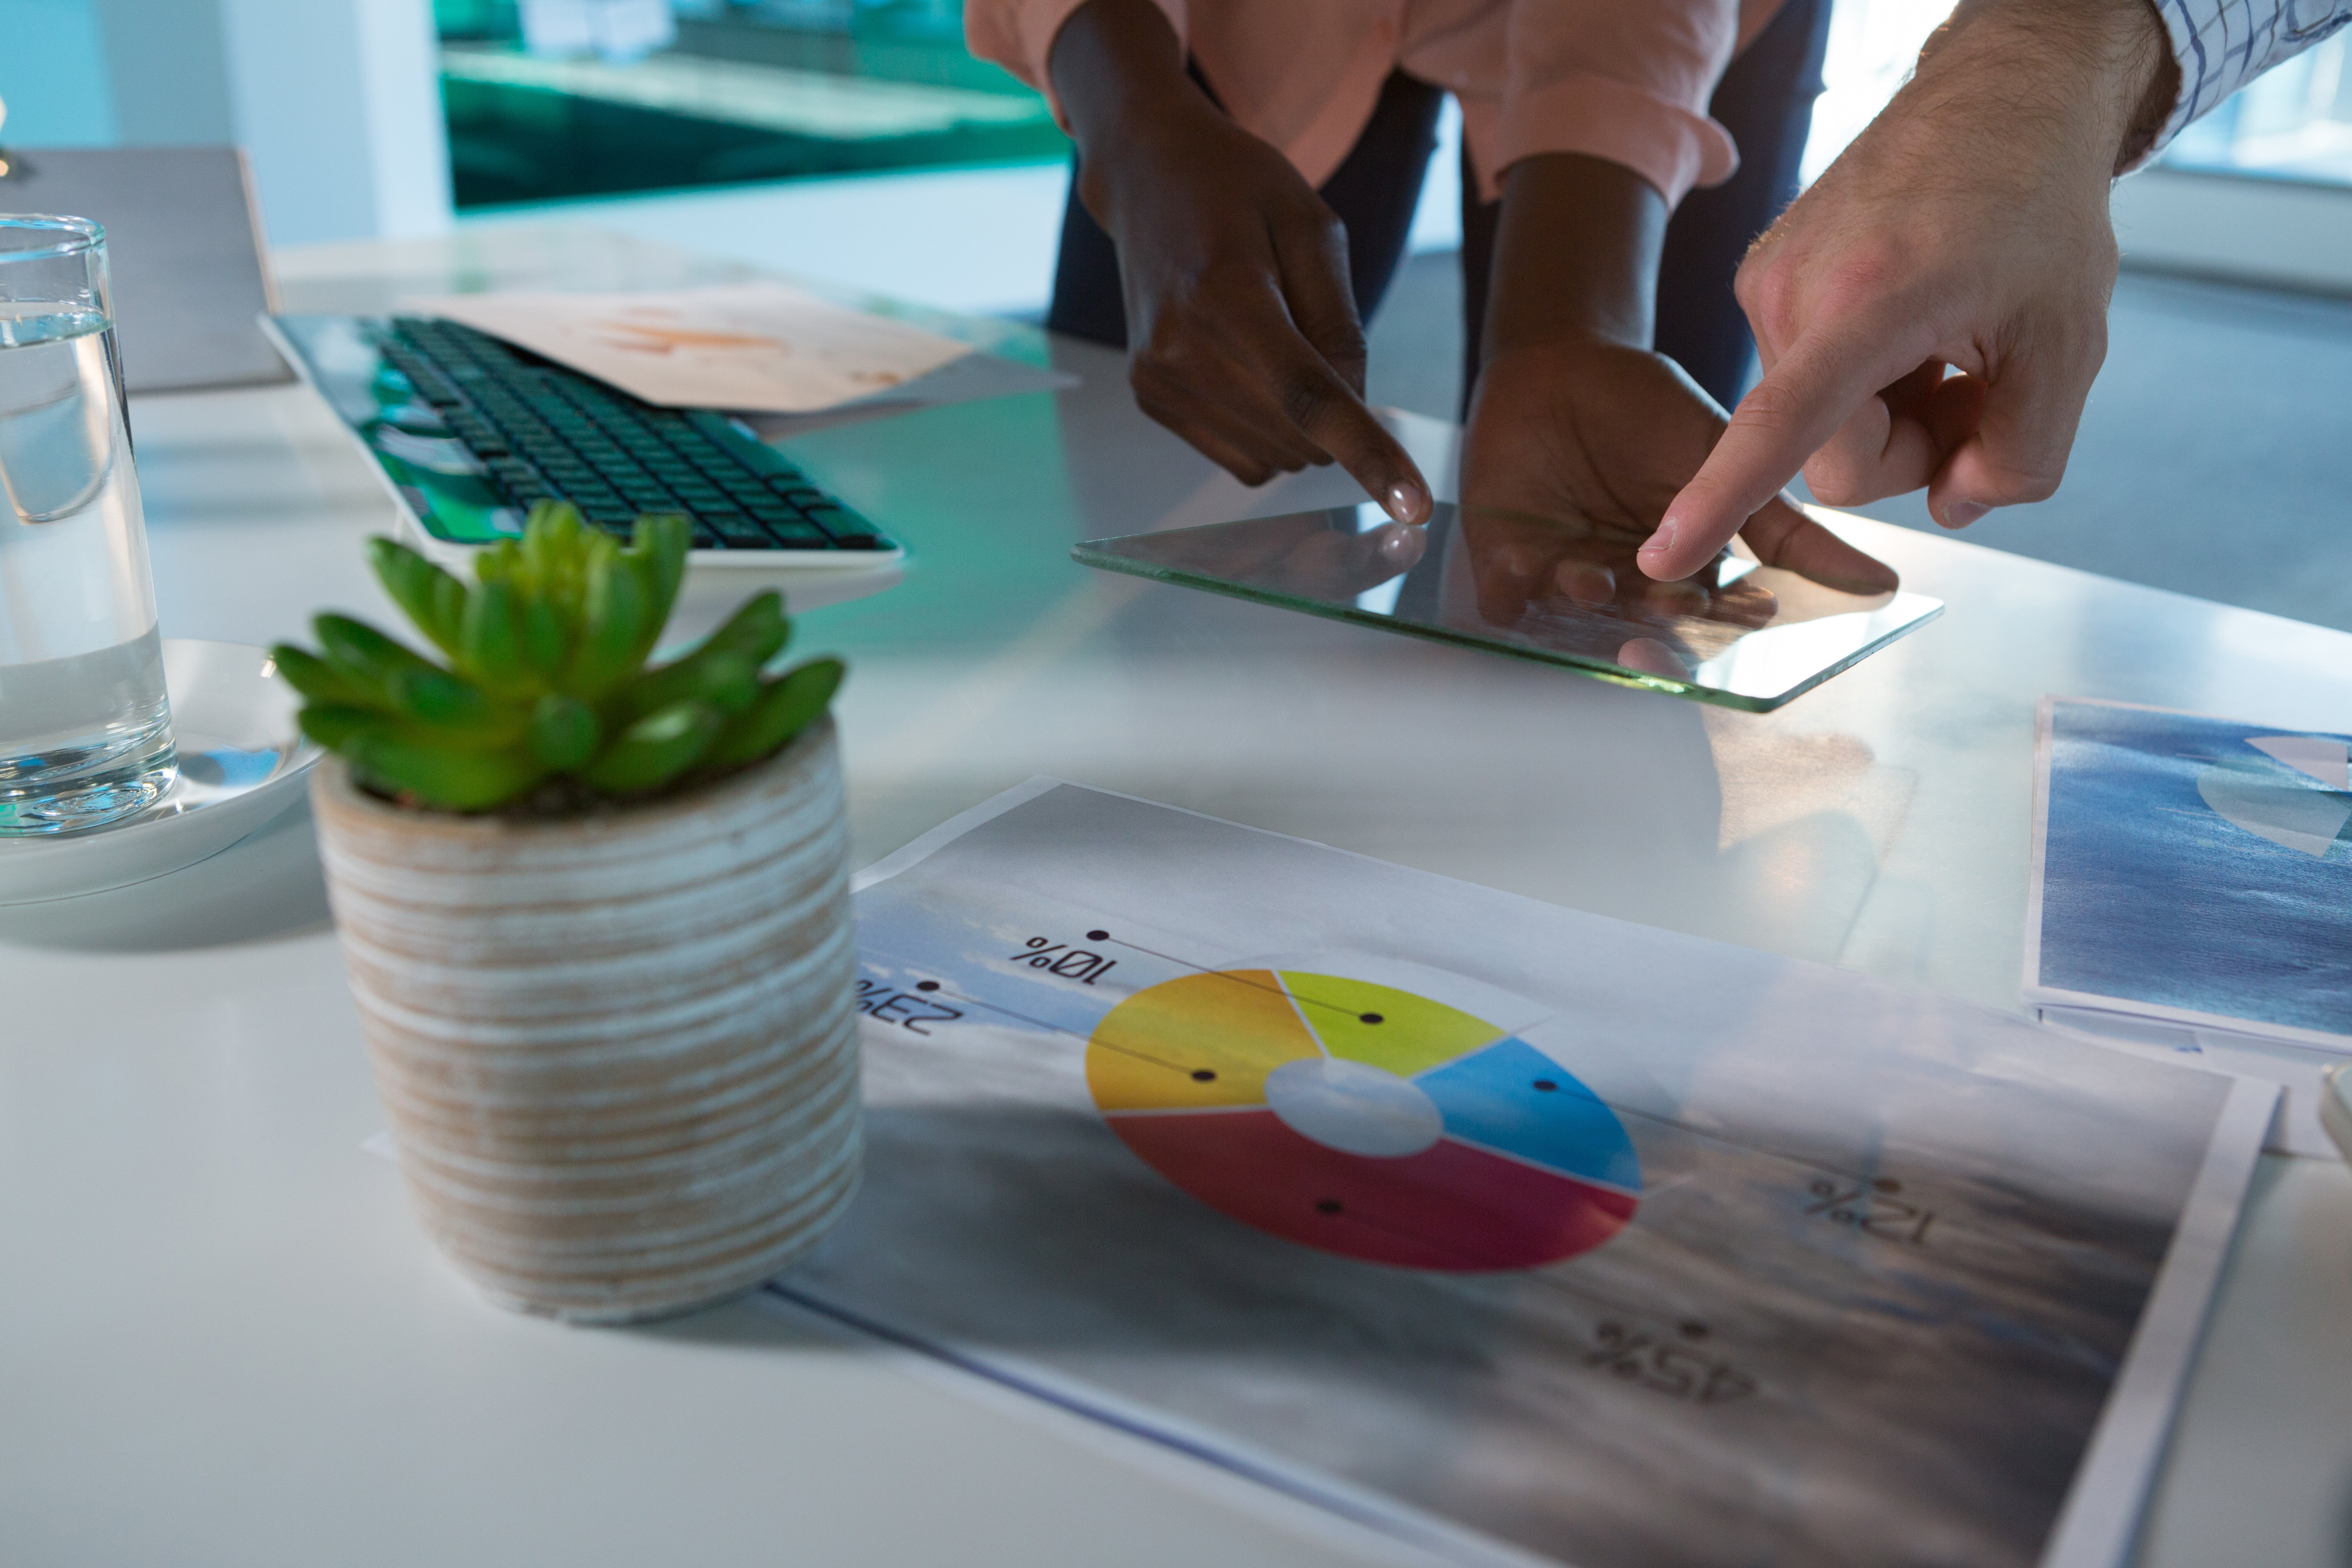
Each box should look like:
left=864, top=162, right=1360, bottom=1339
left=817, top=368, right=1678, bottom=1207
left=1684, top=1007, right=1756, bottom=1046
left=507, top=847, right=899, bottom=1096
left=0, top=215, right=176, bottom=833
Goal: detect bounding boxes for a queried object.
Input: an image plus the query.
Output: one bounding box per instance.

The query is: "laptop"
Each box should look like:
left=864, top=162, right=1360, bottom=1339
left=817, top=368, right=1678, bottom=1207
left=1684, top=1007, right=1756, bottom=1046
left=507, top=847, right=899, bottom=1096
left=0, top=146, right=288, bottom=394
left=266, top=311, right=904, bottom=574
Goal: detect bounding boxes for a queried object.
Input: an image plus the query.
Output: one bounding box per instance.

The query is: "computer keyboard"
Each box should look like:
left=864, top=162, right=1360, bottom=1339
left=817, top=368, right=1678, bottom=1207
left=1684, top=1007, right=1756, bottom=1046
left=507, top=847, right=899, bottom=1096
left=374, top=316, right=893, bottom=553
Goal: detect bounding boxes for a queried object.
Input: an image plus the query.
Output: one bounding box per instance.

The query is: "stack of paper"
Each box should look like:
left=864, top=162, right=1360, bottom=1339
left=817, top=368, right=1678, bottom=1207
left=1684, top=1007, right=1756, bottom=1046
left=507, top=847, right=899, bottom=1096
left=2029, top=696, right=2351, bottom=1155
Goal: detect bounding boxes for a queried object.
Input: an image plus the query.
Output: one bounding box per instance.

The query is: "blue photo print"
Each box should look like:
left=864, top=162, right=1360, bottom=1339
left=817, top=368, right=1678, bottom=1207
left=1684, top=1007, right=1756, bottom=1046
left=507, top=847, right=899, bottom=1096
left=2031, top=698, right=2351, bottom=1044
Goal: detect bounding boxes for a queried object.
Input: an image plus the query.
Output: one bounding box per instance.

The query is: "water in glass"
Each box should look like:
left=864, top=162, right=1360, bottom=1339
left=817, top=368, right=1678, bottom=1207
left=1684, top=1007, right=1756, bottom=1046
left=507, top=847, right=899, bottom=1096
left=0, top=302, right=177, bottom=832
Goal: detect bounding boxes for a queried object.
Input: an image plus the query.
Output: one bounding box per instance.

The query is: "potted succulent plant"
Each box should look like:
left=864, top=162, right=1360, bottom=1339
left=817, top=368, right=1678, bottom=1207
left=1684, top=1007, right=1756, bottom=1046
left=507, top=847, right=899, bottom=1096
left=278, top=503, right=858, bottom=1323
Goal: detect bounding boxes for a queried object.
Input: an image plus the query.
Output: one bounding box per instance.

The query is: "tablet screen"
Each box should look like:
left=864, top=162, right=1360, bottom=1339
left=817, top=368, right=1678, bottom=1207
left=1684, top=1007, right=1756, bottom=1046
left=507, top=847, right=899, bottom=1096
left=1074, top=502, right=1942, bottom=712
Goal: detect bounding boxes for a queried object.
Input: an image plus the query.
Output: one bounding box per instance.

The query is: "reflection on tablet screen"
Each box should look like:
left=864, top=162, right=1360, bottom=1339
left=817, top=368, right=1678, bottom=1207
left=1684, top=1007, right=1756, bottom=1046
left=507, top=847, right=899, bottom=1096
left=1073, top=502, right=1941, bottom=712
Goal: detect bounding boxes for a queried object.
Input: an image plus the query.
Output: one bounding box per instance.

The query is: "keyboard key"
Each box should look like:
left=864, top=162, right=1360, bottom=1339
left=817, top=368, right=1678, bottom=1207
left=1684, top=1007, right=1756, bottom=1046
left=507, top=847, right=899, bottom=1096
left=801, top=502, right=867, bottom=537
left=706, top=514, right=774, bottom=548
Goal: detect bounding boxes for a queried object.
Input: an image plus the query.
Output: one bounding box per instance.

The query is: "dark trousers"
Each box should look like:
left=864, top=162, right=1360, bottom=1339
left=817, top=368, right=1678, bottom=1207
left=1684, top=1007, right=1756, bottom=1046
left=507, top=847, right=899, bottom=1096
left=1044, top=0, right=1833, bottom=413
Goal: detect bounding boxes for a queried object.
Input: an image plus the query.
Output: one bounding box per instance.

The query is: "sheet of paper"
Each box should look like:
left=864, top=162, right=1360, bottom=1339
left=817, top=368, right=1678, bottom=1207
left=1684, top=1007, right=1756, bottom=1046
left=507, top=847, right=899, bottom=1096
left=779, top=779, right=2272, bottom=1568
left=2028, top=696, right=2352, bottom=1058
left=2037, top=1004, right=2339, bottom=1158
left=735, top=341, right=1077, bottom=439
left=404, top=282, right=977, bottom=413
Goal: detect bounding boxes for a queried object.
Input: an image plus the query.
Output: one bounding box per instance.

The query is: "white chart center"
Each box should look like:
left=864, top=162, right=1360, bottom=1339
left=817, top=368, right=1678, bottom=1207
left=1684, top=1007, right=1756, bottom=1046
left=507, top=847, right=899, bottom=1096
left=1264, top=1056, right=1444, bottom=1158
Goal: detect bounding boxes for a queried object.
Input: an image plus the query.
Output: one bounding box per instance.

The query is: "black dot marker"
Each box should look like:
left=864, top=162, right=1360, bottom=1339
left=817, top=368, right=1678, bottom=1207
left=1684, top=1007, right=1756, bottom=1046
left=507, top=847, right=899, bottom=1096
left=1191, top=1069, right=1217, bottom=1083
left=915, top=980, right=940, bottom=992
left=1532, top=1079, right=1558, bottom=1093
left=1315, top=1199, right=1344, bottom=1215
left=1679, top=1321, right=1710, bottom=1340
left=1874, top=1177, right=1901, bottom=1194
left=1087, top=930, right=1109, bottom=942
left=1360, top=1013, right=1384, bottom=1025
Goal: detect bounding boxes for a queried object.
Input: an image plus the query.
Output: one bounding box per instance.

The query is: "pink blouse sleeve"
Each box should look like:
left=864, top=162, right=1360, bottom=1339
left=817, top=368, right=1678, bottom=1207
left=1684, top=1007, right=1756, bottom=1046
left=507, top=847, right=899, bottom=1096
left=1482, top=0, right=1772, bottom=207
left=963, top=0, right=1191, bottom=126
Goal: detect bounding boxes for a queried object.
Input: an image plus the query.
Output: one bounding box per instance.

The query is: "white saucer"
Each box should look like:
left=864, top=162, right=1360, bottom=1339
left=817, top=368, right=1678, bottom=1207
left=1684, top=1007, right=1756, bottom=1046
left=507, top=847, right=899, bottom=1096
left=0, top=639, right=321, bottom=904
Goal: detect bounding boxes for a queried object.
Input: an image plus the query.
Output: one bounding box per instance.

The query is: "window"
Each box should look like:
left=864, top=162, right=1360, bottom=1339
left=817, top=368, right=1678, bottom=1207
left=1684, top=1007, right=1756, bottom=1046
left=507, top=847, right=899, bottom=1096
left=435, top=0, right=1067, bottom=208
left=1799, top=2, right=2352, bottom=293
left=2163, top=32, right=2352, bottom=186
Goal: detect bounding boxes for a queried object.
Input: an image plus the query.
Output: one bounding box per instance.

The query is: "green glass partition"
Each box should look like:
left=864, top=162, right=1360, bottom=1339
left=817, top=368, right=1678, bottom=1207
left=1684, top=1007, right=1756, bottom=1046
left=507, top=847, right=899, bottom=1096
left=436, top=0, right=1068, bottom=208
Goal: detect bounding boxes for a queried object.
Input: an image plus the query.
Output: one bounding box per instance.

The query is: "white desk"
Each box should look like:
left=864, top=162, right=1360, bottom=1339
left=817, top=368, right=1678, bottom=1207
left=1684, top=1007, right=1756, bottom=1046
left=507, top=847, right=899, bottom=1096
left=4, top=229, right=2345, bottom=1568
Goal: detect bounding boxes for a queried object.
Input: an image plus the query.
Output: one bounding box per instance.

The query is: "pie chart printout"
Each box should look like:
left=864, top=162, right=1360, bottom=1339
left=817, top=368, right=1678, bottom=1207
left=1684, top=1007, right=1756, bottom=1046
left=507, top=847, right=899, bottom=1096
left=1086, top=970, right=1640, bottom=1270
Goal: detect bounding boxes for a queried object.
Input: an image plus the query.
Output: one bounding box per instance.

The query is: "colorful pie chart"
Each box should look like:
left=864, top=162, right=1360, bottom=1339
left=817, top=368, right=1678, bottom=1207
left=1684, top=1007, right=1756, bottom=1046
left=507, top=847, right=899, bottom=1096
left=1087, top=969, right=1640, bottom=1271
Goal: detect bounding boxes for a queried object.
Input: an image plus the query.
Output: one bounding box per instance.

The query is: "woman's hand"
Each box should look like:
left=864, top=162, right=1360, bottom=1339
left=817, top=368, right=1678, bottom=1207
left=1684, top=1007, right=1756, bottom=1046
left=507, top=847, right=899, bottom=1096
left=1462, top=338, right=1899, bottom=619
left=1464, top=152, right=1896, bottom=607
left=1049, top=0, right=1431, bottom=521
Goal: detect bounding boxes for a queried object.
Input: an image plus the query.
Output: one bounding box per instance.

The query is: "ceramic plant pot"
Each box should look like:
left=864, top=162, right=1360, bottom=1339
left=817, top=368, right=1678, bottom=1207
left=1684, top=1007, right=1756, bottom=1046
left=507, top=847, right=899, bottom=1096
left=312, top=718, right=860, bottom=1323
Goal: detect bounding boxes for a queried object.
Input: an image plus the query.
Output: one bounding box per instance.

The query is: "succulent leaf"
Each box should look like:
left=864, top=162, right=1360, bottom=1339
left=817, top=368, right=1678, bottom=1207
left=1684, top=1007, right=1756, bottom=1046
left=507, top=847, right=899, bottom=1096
left=705, top=657, right=844, bottom=771
left=347, top=734, right=549, bottom=811
left=626, top=513, right=691, bottom=662
left=699, top=653, right=760, bottom=716
left=384, top=666, right=528, bottom=748
left=568, top=540, right=647, bottom=698
left=528, top=693, right=600, bottom=770
left=605, top=592, right=788, bottom=726
left=578, top=700, right=723, bottom=794
left=458, top=578, right=527, bottom=693
left=523, top=500, right=582, bottom=587
left=313, top=613, right=440, bottom=703
left=612, top=648, right=756, bottom=727
left=298, top=704, right=397, bottom=751
left=707, top=590, right=791, bottom=668
left=271, top=646, right=385, bottom=710
left=366, top=537, right=469, bottom=657
left=387, top=665, right=486, bottom=725
left=476, top=537, right=523, bottom=588
left=521, top=596, right=569, bottom=681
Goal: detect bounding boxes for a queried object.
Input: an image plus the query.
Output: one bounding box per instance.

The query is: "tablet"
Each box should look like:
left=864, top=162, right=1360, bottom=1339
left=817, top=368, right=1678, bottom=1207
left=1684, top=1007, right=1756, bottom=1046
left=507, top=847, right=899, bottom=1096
left=1074, top=502, right=1942, bottom=712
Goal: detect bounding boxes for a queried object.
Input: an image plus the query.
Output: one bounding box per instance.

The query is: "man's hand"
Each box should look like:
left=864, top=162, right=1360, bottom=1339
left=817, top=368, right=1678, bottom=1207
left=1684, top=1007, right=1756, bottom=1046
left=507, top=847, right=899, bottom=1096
left=1049, top=0, right=1430, bottom=522
left=1462, top=337, right=1899, bottom=625
left=1645, top=0, right=2176, bottom=581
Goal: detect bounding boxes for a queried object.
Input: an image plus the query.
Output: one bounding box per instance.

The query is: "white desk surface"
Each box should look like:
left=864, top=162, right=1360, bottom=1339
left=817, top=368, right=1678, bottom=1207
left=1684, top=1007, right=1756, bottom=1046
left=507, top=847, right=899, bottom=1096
left=4, top=228, right=2345, bottom=1568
